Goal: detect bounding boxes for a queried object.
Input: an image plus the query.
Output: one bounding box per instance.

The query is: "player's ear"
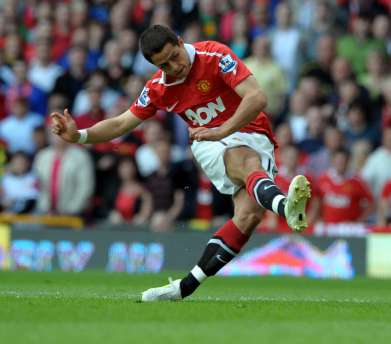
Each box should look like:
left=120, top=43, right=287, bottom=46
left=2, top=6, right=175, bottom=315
left=178, top=37, right=184, bottom=47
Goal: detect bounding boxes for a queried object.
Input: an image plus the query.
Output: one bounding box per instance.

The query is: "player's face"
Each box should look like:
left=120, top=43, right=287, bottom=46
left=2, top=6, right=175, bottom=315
left=150, top=39, right=190, bottom=79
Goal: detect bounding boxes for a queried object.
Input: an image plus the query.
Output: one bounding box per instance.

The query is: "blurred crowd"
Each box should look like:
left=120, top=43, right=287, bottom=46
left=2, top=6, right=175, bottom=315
left=0, top=0, right=390, bottom=232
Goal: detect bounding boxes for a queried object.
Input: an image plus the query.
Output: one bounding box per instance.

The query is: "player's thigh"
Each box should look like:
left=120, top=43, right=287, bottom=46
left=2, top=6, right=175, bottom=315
left=224, top=146, right=264, bottom=185
left=232, top=188, right=265, bottom=235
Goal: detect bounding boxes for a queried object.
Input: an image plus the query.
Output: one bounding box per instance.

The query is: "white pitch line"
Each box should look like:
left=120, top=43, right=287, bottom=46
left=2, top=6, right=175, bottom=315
left=0, top=290, right=140, bottom=300
left=1, top=290, right=390, bottom=305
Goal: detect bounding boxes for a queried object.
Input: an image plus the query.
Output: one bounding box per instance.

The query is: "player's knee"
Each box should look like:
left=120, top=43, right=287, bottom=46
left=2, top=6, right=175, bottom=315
left=242, top=154, right=262, bottom=175
left=225, top=148, right=262, bottom=182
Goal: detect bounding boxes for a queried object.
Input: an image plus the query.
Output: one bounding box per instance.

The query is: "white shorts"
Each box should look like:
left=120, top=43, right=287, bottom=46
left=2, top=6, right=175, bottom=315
left=191, top=132, right=277, bottom=195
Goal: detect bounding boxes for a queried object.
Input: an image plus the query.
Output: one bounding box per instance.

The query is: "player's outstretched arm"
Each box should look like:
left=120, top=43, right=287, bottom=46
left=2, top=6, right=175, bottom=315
left=51, top=109, right=143, bottom=144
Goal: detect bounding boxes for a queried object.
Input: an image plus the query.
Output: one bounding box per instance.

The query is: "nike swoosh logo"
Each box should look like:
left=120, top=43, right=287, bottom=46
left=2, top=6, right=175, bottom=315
left=216, top=254, right=228, bottom=264
left=166, top=101, right=179, bottom=112
left=263, top=185, right=276, bottom=191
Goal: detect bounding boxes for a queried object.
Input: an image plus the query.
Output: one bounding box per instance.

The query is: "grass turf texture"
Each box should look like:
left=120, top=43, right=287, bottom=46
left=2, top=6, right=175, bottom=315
left=1, top=272, right=391, bottom=343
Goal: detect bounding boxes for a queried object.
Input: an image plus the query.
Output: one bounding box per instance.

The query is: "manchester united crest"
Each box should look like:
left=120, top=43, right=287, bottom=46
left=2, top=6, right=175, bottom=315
left=197, top=79, right=211, bottom=93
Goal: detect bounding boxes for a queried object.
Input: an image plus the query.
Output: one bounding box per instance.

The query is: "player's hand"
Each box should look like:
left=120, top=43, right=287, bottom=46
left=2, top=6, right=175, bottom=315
left=50, top=109, right=79, bottom=143
left=188, top=127, right=227, bottom=142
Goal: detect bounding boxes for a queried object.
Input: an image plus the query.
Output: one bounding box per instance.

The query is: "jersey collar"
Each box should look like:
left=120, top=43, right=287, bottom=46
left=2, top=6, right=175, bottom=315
left=159, top=43, right=195, bottom=86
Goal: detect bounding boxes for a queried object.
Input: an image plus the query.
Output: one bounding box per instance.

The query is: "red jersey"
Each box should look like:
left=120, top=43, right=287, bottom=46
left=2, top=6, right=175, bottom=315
left=381, top=180, right=391, bottom=200
left=130, top=41, right=276, bottom=145
left=381, top=180, right=391, bottom=218
left=318, top=171, right=373, bottom=223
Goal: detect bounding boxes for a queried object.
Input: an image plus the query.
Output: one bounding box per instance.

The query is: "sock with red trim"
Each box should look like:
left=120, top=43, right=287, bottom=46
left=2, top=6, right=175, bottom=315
left=246, top=171, right=286, bottom=218
left=180, top=220, right=249, bottom=298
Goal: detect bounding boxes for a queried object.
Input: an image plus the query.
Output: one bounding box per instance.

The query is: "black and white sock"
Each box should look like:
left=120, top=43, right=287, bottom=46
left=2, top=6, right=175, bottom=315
left=246, top=171, right=286, bottom=218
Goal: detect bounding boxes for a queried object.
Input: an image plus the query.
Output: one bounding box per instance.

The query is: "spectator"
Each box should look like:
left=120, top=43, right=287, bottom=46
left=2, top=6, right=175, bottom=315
left=308, top=126, right=345, bottom=177
left=6, top=60, right=47, bottom=116
left=300, top=34, right=336, bottom=89
left=74, top=86, right=106, bottom=129
left=359, top=50, right=389, bottom=101
left=318, top=149, right=374, bottom=223
left=362, top=125, right=391, bottom=196
left=378, top=179, right=391, bottom=226
left=298, top=106, right=325, bottom=154
left=250, top=1, right=271, bottom=39
left=350, top=139, right=373, bottom=174
left=32, top=125, right=48, bottom=153
left=28, top=40, right=63, bottom=93
left=52, top=2, right=72, bottom=60
left=145, top=140, right=185, bottom=232
left=118, top=29, right=138, bottom=71
left=298, top=76, right=324, bottom=107
left=70, top=0, right=88, bottom=30
left=98, top=39, right=130, bottom=90
left=269, top=2, right=303, bottom=91
left=86, top=21, right=106, bottom=70
left=229, top=12, right=250, bottom=59
left=3, top=33, right=23, bottom=65
left=333, top=78, right=370, bottom=131
left=0, top=96, right=43, bottom=154
left=344, top=101, right=379, bottom=146
left=381, top=78, right=391, bottom=126
left=286, top=90, right=309, bottom=142
left=199, top=0, right=219, bottom=40
left=109, top=157, right=152, bottom=225
left=33, top=130, right=94, bottom=215
left=244, top=36, right=287, bottom=117
left=219, top=0, right=252, bottom=43
left=1, top=151, right=38, bottom=214
left=330, top=56, right=354, bottom=86
left=303, top=1, right=335, bottom=60
left=52, top=45, right=89, bottom=107
left=372, top=14, right=391, bottom=55
left=72, top=71, right=119, bottom=117
left=337, top=12, right=386, bottom=77
left=135, top=120, right=185, bottom=177
left=182, top=22, right=203, bottom=44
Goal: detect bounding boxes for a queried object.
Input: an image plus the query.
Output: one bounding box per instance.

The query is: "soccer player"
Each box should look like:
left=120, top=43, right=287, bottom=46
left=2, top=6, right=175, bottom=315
left=51, top=25, right=311, bottom=301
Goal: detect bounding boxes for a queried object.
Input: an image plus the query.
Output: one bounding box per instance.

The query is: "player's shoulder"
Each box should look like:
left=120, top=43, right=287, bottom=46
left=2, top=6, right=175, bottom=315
left=145, top=70, right=163, bottom=87
left=193, top=41, right=234, bottom=62
left=142, top=70, right=165, bottom=96
left=194, top=40, right=230, bottom=52
left=194, top=41, right=239, bottom=73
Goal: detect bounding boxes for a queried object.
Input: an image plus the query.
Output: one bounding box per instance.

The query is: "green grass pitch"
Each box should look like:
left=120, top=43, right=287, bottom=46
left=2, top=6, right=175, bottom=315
left=1, top=271, right=391, bottom=344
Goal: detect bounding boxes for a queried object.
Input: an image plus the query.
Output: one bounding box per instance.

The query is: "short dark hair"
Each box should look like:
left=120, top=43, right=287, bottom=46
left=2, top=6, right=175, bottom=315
left=140, top=25, right=179, bottom=63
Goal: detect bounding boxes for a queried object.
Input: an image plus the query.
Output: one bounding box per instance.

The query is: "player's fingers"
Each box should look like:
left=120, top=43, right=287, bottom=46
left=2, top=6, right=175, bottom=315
left=50, top=112, right=63, bottom=122
left=64, top=108, right=72, bottom=120
left=188, top=127, right=203, bottom=136
left=52, top=124, right=62, bottom=134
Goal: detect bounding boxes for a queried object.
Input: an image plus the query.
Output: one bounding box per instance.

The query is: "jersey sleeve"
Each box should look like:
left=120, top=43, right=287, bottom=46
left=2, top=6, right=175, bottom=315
left=129, top=83, right=157, bottom=120
left=381, top=181, right=391, bottom=199
left=211, top=41, right=252, bottom=89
